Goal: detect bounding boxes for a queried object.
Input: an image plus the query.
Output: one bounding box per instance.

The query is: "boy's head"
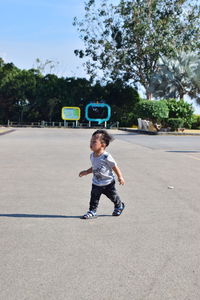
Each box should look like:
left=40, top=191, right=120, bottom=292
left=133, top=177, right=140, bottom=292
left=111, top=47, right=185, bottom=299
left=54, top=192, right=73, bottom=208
left=91, top=130, right=114, bottom=147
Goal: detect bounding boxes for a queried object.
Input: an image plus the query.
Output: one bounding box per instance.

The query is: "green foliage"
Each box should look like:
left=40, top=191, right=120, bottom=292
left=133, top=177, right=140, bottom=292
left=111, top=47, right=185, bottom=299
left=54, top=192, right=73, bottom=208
left=167, top=118, right=184, bottom=131
left=121, top=111, right=138, bottom=127
left=149, top=51, right=200, bottom=101
left=74, top=0, right=200, bottom=98
left=0, top=58, right=139, bottom=124
left=109, top=105, right=138, bottom=127
left=135, top=100, right=169, bottom=123
left=165, top=99, right=194, bottom=128
left=0, top=60, right=36, bottom=122
left=191, top=114, right=200, bottom=129
left=102, top=79, right=140, bottom=125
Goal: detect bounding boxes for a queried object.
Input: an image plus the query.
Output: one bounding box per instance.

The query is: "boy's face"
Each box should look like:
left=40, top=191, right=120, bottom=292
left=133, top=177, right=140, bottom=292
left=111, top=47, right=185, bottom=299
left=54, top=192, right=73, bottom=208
left=90, top=134, right=105, bottom=152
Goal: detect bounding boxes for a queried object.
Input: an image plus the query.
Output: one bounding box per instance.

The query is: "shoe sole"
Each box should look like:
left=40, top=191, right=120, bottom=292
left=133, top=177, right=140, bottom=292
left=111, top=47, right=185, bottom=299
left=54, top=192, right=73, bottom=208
left=80, top=215, right=98, bottom=219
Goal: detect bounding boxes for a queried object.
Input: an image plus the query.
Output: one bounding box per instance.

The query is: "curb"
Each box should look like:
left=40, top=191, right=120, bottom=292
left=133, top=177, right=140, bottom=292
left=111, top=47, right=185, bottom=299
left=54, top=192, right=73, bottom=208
left=0, top=129, right=16, bottom=136
left=119, top=128, right=200, bottom=136
left=119, top=128, right=158, bottom=135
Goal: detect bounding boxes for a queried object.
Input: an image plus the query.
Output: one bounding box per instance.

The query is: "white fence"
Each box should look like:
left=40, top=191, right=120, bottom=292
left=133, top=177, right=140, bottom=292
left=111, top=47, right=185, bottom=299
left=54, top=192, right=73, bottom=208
left=7, top=120, right=119, bottom=129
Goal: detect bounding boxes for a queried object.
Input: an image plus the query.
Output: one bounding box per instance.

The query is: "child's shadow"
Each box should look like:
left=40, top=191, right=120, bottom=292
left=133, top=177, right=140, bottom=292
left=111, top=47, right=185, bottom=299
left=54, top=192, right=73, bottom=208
left=0, top=213, right=112, bottom=219
left=0, top=213, right=81, bottom=219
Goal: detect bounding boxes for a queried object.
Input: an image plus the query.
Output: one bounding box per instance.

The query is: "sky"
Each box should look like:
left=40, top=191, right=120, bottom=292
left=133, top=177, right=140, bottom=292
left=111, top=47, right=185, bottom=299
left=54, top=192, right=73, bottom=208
left=0, top=0, right=199, bottom=113
left=0, top=0, right=90, bottom=78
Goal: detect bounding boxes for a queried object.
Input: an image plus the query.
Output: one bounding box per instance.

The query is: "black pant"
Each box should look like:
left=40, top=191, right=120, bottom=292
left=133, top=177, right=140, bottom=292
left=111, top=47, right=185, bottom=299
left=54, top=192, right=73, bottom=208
left=89, top=181, right=122, bottom=212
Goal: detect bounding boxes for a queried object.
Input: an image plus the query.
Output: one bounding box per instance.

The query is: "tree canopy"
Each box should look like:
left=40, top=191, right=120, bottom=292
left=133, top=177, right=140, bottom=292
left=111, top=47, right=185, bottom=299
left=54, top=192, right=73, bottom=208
left=0, top=58, right=139, bottom=125
left=74, top=0, right=200, bottom=99
left=149, top=51, right=200, bottom=102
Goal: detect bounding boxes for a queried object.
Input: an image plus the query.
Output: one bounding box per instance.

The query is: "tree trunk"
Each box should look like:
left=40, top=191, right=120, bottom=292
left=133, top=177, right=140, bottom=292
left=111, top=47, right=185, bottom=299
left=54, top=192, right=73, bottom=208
left=179, top=91, right=185, bottom=100
left=147, top=92, right=152, bottom=100
left=146, top=87, right=152, bottom=100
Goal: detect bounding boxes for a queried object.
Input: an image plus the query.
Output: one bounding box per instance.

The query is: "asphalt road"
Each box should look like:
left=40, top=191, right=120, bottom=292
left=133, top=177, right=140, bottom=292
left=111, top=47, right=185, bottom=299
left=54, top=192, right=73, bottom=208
left=0, top=128, right=200, bottom=300
left=113, top=131, right=200, bottom=151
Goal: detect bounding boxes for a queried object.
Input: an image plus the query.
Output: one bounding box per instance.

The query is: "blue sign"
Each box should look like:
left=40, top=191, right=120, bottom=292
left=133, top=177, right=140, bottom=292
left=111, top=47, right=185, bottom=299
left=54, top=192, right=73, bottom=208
left=85, top=103, right=111, bottom=124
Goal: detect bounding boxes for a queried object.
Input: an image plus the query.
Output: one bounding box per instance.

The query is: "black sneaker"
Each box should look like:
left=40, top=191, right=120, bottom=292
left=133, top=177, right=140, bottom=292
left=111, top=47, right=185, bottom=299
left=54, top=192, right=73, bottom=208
left=112, top=203, right=125, bottom=216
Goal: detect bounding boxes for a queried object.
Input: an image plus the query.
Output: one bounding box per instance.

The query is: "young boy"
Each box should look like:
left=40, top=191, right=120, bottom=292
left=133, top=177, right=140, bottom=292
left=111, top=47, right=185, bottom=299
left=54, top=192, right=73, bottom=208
left=79, top=129, right=125, bottom=219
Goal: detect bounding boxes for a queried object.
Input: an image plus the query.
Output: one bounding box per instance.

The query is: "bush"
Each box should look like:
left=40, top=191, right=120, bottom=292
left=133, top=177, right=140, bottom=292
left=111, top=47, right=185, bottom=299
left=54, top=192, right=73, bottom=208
left=165, top=99, right=194, bottom=128
left=135, top=100, right=169, bottom=124
left=110, top=104, right=138, bottom=127
left=167, top=118, right=184, bottom=131
left=191, top=114, right=200, bottom=129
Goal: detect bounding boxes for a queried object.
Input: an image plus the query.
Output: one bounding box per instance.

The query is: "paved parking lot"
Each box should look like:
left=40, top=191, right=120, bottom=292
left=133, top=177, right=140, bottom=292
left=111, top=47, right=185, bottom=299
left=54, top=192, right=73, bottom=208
left=0, top=128, right=200, bottom=300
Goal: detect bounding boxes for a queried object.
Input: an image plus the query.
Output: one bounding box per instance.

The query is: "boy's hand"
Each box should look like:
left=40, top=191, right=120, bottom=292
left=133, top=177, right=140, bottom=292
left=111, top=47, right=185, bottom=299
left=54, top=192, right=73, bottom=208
left=79, top=167, right=92, bottom=177
left=112, top=166, right=125, bottom=185
left=118, top=177, right=125, bottom=185
left=79, top=170, right=88, bottom=177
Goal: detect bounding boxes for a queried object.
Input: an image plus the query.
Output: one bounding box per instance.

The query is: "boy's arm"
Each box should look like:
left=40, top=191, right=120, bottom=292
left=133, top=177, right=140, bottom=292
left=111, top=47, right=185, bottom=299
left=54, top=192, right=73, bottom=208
left=79, top=167, right=92, bottom=177
left=112, top=166, right=125, bottom=185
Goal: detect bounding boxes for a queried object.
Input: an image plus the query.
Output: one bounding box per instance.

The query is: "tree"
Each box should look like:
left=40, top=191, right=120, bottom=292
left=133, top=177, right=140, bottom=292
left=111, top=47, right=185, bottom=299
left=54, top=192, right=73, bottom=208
left=33, top=58, right=60, bottom=75
left=149, top=51, right=200, bottom=102
left=74, top=0, right=200, bottom=99
left=103, top=79, right=140, bottom=125
left=103, top=79, right=139, bottom=107
left=0, top=60, right=36, bottom=122
left=0, top=56, right=141, bottom=124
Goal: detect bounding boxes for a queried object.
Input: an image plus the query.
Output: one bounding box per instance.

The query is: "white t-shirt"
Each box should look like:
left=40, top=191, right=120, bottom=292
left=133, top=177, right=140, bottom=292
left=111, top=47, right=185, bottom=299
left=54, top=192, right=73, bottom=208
left=90, top=151, right=117, bottom=186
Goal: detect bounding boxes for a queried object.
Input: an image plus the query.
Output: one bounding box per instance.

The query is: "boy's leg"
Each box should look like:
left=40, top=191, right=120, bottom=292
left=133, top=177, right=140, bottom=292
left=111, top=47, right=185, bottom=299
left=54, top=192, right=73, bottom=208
left=89, top=184, right=102, bottom=212
left=103, top=181, right=122, bottom=208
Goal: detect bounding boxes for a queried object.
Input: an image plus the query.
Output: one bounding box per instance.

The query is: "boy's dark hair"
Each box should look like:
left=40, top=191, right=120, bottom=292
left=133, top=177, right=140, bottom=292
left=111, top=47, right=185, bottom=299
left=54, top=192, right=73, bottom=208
left=92, top=130, right=114, bottom=146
